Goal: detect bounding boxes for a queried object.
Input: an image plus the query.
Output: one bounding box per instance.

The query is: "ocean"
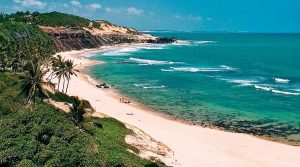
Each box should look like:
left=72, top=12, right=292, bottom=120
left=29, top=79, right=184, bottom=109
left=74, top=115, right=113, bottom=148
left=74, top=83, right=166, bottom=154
left=89, top=32, right=300, bottom=144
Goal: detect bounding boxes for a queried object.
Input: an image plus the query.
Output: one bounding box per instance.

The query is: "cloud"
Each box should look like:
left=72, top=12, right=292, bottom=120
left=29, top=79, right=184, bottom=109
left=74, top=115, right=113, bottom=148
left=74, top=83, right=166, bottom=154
left=70, top=0, right=81, bottom=7
left=105, top=7, right=144, bottom=15
left=174, top=14, right=202, bottom=21
left=104, top=7, right=121, bottom=14
left=85, top=3, right=102, bottom=10
left=127, top=7, right=143, bottom=15
left=13, top=0, right=46, bottom=9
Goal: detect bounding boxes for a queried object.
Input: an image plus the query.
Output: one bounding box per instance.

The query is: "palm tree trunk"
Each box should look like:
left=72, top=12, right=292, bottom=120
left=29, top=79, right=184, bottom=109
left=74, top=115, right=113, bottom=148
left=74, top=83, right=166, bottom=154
left=62, top=77, right=65, bottom=93
left=65, top=79, right=69, bottom=93
left=58, top=77, right=61, bottom=91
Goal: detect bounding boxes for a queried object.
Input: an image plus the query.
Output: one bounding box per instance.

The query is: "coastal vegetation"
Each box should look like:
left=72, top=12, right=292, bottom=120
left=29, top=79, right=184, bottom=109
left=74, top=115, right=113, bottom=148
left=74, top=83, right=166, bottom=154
left=0, top=11, right=100, bottom=28
left=0, top=72, right=157, bottom=166
left=0, top=11, right=160, bottom=166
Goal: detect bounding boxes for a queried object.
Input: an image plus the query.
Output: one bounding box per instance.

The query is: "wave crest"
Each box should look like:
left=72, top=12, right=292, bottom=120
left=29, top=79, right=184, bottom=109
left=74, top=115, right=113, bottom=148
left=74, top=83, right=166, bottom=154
left=274, top=78, right=290, bottom=83
left=161, top=65, right=237, bottom=73
left=128, top=57, right=182, bottom=65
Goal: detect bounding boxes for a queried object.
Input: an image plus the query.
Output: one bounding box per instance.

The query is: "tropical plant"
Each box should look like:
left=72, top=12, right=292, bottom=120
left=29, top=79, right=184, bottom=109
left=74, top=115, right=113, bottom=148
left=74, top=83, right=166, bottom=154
left=17, top=60, right=54, bottom=105
left=69, top=96, right=88, bottom=125
left=50, top=55, right=66, bottom=91
left=63, top=59, right=78, bottom=93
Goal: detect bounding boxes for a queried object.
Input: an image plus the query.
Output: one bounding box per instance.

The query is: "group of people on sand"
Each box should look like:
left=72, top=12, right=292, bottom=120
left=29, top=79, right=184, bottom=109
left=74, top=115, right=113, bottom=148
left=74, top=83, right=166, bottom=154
left=120, top=98, right=130, bottom=104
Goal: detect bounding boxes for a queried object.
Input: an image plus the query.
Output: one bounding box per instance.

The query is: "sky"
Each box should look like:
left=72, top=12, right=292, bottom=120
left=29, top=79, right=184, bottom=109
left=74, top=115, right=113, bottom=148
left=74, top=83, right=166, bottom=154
left=0, top=0, right=300, bottom=32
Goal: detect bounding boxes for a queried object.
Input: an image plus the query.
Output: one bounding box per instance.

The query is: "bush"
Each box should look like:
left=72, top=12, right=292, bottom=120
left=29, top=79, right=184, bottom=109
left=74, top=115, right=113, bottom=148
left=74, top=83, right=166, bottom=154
left=0, top=73, right=157, bottom=166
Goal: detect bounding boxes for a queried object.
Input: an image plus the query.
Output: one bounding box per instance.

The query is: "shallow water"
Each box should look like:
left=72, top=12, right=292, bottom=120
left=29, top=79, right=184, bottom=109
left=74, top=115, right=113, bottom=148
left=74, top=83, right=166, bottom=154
left=90, top=33, right=300, bottom=143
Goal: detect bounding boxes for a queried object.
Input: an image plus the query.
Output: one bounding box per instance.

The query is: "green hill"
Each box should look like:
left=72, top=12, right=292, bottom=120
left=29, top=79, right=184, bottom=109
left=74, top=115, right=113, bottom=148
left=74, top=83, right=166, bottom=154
left=0, top=72, right=158, bottom=166
left=0, top=22, right=50, bottom=43
left=0, top=11, right=100, bottom=28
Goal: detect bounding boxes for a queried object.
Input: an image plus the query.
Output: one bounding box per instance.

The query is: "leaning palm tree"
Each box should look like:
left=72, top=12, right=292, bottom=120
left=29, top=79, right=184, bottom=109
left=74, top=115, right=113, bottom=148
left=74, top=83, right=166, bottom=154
left=17, top=61, right=54, bottom=105
left=63, top=59, right=78, bottom=93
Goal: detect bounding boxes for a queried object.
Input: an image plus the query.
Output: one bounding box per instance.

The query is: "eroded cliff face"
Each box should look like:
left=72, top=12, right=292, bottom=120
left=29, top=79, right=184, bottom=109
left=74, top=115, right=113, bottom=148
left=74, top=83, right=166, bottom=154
left=39, top=21, right=174, bottom=52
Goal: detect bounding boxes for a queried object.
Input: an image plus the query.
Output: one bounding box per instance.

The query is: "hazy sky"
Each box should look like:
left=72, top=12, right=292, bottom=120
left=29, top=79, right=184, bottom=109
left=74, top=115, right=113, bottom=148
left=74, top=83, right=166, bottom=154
left=1, top=0, right=300, bottom=32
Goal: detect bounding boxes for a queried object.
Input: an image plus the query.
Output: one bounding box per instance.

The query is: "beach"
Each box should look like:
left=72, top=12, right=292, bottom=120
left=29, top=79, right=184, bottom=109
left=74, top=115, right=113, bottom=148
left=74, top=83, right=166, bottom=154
left=55, top=48, right=300, bottom=167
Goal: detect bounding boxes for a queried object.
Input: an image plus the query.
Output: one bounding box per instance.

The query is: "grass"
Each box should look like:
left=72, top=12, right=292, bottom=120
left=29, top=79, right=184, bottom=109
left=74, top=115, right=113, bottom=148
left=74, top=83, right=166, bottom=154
left=0, top=72, right=159, bottom=166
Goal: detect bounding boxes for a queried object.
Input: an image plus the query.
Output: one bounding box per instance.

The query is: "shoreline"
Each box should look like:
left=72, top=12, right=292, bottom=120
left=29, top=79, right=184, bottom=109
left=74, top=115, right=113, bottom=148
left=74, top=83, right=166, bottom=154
left=55, top=46, right=300, bottom=167
left=68, top=45, right=299, bottom=146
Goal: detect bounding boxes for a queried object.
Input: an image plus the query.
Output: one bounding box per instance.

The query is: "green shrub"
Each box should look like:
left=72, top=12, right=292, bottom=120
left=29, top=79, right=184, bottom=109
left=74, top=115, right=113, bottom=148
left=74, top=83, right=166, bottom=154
left=0, top=73, right=158, bottom=166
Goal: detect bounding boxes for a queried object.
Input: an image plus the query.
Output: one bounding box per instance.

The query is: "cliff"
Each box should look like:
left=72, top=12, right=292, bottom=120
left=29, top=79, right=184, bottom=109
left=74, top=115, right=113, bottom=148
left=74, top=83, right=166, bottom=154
left=1, top=11, right=176, bottom=52
left=40, top=20, right=175, bottom=52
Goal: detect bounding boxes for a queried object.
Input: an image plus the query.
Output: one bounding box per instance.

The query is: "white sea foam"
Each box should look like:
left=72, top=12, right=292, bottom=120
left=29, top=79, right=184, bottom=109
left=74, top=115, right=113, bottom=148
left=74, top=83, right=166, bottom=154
left=134, top=83, right=150, bottom=87
left=271, top=89, right=300, bottom=95
left=143, top=85, right=166, bottom=89
left=172, top=40, right=191, bottom=46
left=227, top=79, right=258, bottom=87
left=102, top=44, right=166, bottom=56
left=141, top=45, right=166, bottom=50
left=218, top=76, right=298, bottom=96
left=274, top=78, right=290, bottom=83
left=161, top=65, right=237, bottom=73
left=220, top=65, right=238, bottom=71
left=194, top=40, right=216, bottom=45
left=172, top=40, right=216, bottom=46
left=254, top=85, right=272, bottom=91
left=103, top=47, right=140, bottom=56
left=253, top=84, right=299, bottom=95
left=128, top=57, right=182, bottom=65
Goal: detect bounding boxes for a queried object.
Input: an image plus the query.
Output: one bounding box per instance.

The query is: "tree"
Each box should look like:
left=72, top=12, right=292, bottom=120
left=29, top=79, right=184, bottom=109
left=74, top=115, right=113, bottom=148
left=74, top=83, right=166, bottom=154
left=63, top=59, right=78, bottom=93
left=69, top=96, right=86, bottom=125
left=51, top=55, right=66, bottom=91
left=17, top=60, right=54, bottom=105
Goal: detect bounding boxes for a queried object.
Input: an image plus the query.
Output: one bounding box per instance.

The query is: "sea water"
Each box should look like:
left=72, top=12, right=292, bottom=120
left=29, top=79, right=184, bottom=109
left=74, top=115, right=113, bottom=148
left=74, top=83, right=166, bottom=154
left=90, top=32, right=300, bottom=143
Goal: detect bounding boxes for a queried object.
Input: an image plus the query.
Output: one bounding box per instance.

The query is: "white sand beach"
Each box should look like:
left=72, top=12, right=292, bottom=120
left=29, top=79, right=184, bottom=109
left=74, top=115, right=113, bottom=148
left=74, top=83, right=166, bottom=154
left=53, top=48, right=300, bottom=167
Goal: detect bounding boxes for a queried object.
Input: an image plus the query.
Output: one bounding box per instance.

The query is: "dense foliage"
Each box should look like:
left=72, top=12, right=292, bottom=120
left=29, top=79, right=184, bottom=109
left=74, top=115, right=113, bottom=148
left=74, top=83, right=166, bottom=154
left=0, top=72, right=158, bottom=166
left=0, top=11, right=160, bottom=167
left=0, top=22, right=54, bottom=71
left=0, top=11, right=100, bottom=28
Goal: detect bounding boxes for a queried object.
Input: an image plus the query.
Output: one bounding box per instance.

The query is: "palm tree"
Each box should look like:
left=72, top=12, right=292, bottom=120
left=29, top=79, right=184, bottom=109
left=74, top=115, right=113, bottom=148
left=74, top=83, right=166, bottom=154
left=69, top=96, right=86, bottom=125
left=17, top=61, right=54, bottom=105
left=51, top=55, right=66, bottom=91
left=63, top=59, right=78, bottom=93
left=69, top=96, right=94, bottom=125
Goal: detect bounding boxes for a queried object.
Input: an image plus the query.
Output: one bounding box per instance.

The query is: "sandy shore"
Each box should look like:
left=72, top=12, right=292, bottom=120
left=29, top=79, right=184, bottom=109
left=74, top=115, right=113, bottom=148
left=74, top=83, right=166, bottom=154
left=54, top=48, right=300, bottom=167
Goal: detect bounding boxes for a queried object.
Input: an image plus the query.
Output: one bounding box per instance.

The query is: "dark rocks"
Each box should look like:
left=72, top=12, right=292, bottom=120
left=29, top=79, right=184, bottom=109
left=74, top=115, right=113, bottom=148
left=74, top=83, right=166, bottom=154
left=146, top=37, right=177, bottom=44
left=96, top=83, right=109, bottom=88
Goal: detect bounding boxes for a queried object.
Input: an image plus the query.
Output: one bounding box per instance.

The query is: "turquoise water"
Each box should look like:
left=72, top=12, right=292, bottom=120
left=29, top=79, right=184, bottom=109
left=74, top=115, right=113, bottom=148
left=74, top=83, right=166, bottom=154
left=90, top=33, right=300, bottom=143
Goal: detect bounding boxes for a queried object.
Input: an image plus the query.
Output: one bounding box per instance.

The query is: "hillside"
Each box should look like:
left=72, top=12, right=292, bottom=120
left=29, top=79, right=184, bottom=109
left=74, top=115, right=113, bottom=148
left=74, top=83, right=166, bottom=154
left=0, top=72, right=159, bottom=166
left=0, top=11, right=175, bottom=52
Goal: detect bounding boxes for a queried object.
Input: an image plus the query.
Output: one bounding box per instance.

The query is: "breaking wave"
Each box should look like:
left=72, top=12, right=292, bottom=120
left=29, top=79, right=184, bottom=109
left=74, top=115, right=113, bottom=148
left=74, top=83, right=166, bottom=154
left=161, top=65, right=237, bottom=73
left=102, top=45, right=166, bottom=56
left=127, top=57, right=183, bottom=65
left=274, top=78, right=290, bottom=83
left=172, top=40, right=217, bottom=46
